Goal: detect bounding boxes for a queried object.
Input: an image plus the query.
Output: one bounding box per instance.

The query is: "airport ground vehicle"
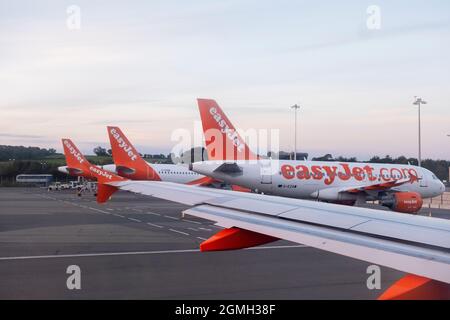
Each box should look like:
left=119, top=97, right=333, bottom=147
left=47, top=182, right=71, bottom=191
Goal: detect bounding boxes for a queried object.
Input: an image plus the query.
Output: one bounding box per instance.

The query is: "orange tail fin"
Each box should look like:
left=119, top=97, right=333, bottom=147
left=61, top=139, right=92, bottom=179
left=197, top=99, right=259, bottom=161
left=62, top=138, right=125, bottom=203
left=107, top=126, right=161, bottom=181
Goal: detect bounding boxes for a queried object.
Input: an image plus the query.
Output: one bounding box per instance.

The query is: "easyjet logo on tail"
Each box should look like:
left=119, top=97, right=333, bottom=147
left=110, top=127, right=137, bottom=161
left=89, top=166, right=113, bottom=180
left=63, top=139, right=84, bottom=165
left=209, top=107, right=244, bottom=153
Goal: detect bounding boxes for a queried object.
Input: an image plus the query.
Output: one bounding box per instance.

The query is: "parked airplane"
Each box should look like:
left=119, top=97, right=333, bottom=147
left=63, top=145, right=450, bottom=300
left=104, top=126, right=214, bottom=185
left=60, top=131, right=214, bottom=186
left=58, top=139, right=112, bottom=178
left=192, top=99, right=445, bottom=213
left=60, top=138, right=98, bottom=179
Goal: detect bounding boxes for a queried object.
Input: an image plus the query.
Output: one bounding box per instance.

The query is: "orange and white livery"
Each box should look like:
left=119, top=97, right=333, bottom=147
left=80, top=150, right=450, bottom=300
left=192, top=99, right=445, bottom=213
left=61, top=138, right=97, bottom=179
left=104, top=126, right=215, bottom=186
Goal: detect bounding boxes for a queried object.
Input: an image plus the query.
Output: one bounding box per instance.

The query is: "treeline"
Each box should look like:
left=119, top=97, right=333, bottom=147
left=0, top=145, right=174, bottom=185
left=0, top=156, right=118, bottom=185
left=0, top=160, right=68, bottom=184
left=92, top=145, right=171, bottom=161
left=311, top=154, right=450, bottom=182
left=0, top=145, right=57, bottom=161
left=1, top=144, right=448, bottom=183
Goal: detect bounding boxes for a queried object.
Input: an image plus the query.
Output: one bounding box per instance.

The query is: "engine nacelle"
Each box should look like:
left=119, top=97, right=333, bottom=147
left=381, top=192, right=423, bottom=214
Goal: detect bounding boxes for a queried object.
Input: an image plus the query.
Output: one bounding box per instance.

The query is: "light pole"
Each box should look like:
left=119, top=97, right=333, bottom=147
left=291, top=104, right=301, bottom=160
left=413, top=97, right=427, bottom=167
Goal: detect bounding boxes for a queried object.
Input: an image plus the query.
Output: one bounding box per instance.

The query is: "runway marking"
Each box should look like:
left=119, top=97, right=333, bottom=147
left=113, top=214, right=125, bottom=218
left=146, top=222, right=163, bottom=228
left=197, top=237, right=207, bottom=241
left=169, top=229, right=190, bottom=236
left=128, top=217, right=142, bottom=223
left=188, top=227, right=199, bottom=232
left=182, top=219, right=202, bottom=225
left=0, top=249, right=199, bottom=261
left=246, top=244, right=307, bottom=250
left=199, top=227, right=212, bottom=231
left=164, top=215, right=179, bottom=220
left=0, top=245, right=307, bottom=261
left=144, top=212, right=161, bottom=216
left=88, top=207, right=110, bottom=214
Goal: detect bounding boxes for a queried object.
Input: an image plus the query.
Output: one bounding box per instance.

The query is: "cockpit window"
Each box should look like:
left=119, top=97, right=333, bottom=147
left=432, top=174, right=438, bottom=180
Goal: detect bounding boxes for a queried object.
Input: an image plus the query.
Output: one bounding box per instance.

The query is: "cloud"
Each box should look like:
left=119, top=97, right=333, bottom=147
left=0, top=133, right=44, bottom=139
left=284, top=20, right=450, bottom=53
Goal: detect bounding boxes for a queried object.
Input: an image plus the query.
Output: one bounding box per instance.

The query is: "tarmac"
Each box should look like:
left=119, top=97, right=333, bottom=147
left=0, top=187, right=447, bottom=299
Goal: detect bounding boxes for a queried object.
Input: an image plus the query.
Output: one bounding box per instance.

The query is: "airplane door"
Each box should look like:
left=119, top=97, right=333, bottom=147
left=260, top=160, right=272, bottom=184
left=419, top=172, right=428, bottom=187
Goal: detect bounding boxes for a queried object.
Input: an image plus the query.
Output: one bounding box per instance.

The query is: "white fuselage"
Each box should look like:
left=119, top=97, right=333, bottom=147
left=192, top=160, right=445, bottom=201
left=102, top=163, right=207, bottom=184
left=59, top=162, right=208, bottom=184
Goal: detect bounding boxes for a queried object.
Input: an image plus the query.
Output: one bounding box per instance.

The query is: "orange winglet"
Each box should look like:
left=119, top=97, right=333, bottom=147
left=97, top=184, right=119, bottom=203
left=200, top=227, right=278, bottom=251
left=88, top=165, right=125, bottom=203
left=378, top=274, right=450, bottom=300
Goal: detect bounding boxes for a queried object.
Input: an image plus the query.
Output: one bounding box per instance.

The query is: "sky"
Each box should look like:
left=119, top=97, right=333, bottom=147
left=0, top=0, right=449, bottom=160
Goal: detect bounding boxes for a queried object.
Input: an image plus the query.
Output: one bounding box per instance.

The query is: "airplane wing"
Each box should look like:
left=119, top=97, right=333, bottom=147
left=105, top=180, right=450, bottom=287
